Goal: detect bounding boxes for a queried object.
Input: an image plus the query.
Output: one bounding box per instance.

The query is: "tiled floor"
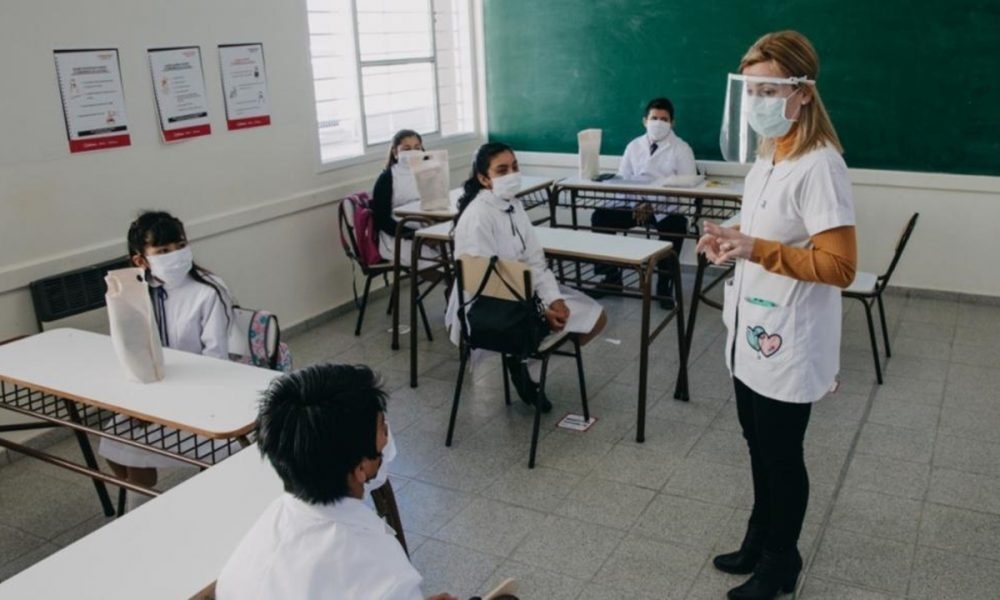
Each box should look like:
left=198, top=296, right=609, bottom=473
left=2, top=279, right=1000, bottom=599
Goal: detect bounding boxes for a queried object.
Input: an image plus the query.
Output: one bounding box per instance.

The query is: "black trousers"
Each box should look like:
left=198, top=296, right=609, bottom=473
left=590, top=208, right=687, bottom=293
left=734, top=377, right=811, bottom=553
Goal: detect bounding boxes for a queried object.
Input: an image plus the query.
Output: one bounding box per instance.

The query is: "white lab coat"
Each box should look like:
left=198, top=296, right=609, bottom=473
left=722, top=145, right=855, bottom=403
left=378, top=165, right=439, bottom=268
left=446, top=189, right=603, bottom=345
left=216, top=494, right=423, bottom=600
left=98, top=271, right=232, bottom=468
left=617, top=129, right=697, bottom=181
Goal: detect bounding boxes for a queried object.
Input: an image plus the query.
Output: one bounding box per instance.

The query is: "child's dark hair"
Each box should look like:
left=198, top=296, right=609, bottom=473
left=127, top=211, right=230, bottom=311
left=256, top=363, right=388, bottom=504
left=455, top=142, right=514, bottom=220
left=385, top=129, right=423, bottom=170
left=645, top=97, right=675, bottom=120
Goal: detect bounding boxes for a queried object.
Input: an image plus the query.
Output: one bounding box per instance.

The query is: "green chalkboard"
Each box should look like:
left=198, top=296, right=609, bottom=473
left=484, top=0, right=1000, bottom=176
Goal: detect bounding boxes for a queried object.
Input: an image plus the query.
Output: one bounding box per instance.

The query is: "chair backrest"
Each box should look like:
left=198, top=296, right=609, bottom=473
left=878, top=212, right=919, bottom=289
left=337, top=192, right=383, bottom=271
left=458, top=254, right=532, bottom=301
left=29, top=256, right=132, bottom=331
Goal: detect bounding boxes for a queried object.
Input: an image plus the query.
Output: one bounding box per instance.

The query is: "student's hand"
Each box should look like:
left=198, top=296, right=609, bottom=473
left=633, top=202, right=654, bottom=225
left=425, top=594, right=458, bottom=600
left=545, top=299, right=570, bottom=332
left=701, top=221, right=756, bottom=264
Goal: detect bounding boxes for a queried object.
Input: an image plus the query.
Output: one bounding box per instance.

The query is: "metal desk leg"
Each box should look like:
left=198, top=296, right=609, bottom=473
left=391, top=228, right=405, bottom=351
left=64, top=400, right=115, bottom=516
left=636, top=260, right=654, bottom=443
left=409, top=235, right=421, bottom=388
left=671, top=252, right=690, bottom=401
left=684, top=253, right=709, bottom=355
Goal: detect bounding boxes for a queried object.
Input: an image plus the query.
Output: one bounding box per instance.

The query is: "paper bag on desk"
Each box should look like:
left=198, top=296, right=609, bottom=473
left=407, top=150, right=450, bottom=211
left=578, top=128, right=602, bottom=180
left=105, top=267, right=164, bottom=383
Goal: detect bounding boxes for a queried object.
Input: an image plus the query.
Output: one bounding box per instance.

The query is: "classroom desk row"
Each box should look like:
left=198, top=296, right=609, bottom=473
left=390, top=175, right=744, bottom=440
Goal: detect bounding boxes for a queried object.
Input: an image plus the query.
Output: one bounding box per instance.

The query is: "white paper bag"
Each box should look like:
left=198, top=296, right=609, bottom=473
left=407, top=150, right=450, bottom=211
left=105, top=267, right=164, bottom=383
left=578, top=128, right=602, bottom=180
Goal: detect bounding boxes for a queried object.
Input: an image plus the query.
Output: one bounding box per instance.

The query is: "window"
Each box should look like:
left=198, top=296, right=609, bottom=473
left=307, top=0, right=477, bottom=164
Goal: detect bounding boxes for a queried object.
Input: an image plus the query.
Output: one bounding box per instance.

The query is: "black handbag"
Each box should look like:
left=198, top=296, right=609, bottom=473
left=461, top=256, right=550, bottom=357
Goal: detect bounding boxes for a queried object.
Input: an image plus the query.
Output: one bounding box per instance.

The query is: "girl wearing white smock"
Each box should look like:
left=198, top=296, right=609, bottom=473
left=99, top=212, right=233, bottom=506
left=698, top=32, right=857, bottom=600
left=446, top=143, right=607, bottom=411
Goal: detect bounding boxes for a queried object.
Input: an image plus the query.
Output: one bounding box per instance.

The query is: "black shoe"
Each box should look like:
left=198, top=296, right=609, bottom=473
left=658, top=296, right=676, bottom=310
left=727, top=548, right=802, bottom=600
left=533, top=387, right=553, bottom=413
left=714, top=525, right=765, bottom=575
left=503, top=357, right=551, bottom=413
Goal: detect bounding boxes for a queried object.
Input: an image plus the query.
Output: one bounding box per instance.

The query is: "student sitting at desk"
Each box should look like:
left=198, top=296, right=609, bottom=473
left=217, top=364, right=459, bottom=600
left=591, top=97, right=697, bottom=308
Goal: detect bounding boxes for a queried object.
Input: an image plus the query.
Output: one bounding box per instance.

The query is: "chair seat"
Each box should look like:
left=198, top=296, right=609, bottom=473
left=844, top=271, right=878, bottom=295
left=538, top=329, right=571, bottom=353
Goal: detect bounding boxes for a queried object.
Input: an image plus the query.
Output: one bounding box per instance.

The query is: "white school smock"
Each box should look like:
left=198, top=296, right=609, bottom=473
left=445, top=189, right=603, bottom=345
left=98, top=271, right=233, bottom=468
left=216, top=494, right=423, bottom=600
left=722, top=145, right=855, bottom=404
left=609, top=130, right=697, bottom=214
left=378, top=164, right=423, bottom=263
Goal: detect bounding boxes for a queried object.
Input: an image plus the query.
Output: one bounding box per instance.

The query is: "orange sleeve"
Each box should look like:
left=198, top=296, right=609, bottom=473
left=750, top=226, right=857, bottom=288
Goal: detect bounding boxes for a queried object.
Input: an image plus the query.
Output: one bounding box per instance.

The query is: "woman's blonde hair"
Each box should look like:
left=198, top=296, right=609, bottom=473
left=740, top=30, right=843, bottom=158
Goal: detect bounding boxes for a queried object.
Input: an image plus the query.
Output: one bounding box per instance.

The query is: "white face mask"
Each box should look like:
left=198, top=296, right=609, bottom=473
left=645, top=119, right=672, bottom=142
left=490, top=172, right=522, bottom=200
left=146, top=246, right=193, bottom=289
left=395, top=150, right=423, bottom=169
left=363, top=429, right=396, bottom=495
left=745, top=94, right=796, bottom=138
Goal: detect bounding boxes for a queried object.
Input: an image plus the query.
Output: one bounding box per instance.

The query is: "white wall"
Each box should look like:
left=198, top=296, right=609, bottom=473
left=517, top=152, right=1000, bottom=299
left=0, top=0, right=483, bottom=342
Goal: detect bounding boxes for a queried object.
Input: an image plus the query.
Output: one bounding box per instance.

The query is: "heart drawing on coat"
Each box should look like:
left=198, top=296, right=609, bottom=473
left=746, top=325, right=783, bottom=358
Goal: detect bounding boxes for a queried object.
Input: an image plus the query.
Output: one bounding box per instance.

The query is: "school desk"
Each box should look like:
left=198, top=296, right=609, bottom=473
left=408, top=222, right=687, bottom=443
left=0, top=329, right=277, bottom=516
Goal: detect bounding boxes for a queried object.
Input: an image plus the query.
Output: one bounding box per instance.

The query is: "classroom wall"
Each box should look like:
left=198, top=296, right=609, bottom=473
left=0, top=0, right=482, bottom=342
left=518, top=152, right=1000, bottom=299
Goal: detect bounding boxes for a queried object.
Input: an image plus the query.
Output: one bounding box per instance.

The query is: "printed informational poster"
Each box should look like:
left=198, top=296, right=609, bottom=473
left=54, top=49, right=131, bottom=153
left=218, top=43, right=271, bottom=130
left=148, top=46, right=212, bottom=142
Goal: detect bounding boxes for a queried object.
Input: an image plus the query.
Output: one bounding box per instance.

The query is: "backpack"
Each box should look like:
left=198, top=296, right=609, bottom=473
left=229, top=307, right=293, bottom=372
left=340, top=192, right=383, bottom=268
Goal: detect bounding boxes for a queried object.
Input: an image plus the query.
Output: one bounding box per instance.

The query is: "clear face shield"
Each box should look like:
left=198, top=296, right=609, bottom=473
left=719, top=73, right=814, bottom=163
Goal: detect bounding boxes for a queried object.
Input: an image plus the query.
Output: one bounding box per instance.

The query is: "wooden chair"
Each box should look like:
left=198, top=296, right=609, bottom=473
left=448, top=255, right=589, bottom=468
left=843, top=213, right=919, bottom=384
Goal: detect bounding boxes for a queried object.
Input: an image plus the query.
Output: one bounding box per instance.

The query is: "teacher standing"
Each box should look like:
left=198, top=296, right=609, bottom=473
left=698, top=30, right=857, bottom=600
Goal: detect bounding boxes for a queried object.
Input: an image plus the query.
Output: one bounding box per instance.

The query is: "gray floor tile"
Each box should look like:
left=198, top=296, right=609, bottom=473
left=954, top=325, right=1000, bottom=348
left=662, top=457, right=752, bottom=510
left=811, top=392, right=870, bottom=422
left=843, top=453, right=930, bottom=500
left=811, top=529, right=913, bottom=595
left=635, top=493, right=733, bottom=550
left=867, top=397, right=941, bottom=432
left=587, top=443, right=679, bottom=491
left=0, top=542, right=60, bottom=583
left=683, top=558, right=747, bottom=600
left=577, top=583, right=660, bottom=600
left=533, top=431, right=614, bottom=476
left=594, top=534, right=705, bottom=599
left=877, top=374, right=945, bottom=399
left=410, top=538, right=500, bottom=599
left=890, top=334, right=947, bottom=360
left=434, top=498, right=548, bottom=558
left=478, top=559, right=584, bottom=600
left=805, top=417, right=862, bottom=452
left=949, top=342, right=1000, bottom=369
left=482, top=465, right=580, bottom=513
left=514, top=515, right=624, bottom=580
left=646, top=393, right=725, bottom=427
left=828, top=488, right=922, bottom=543
left=49, top=512, right=115, bottom=548
left=415, top=445, right=519, bottom=493
left=389, top=427, right=452, bottom=478
left=555, top=477, right=655, bottom=531
left=926, top=468, right=1000, bottom=515
left=798, top=576, right=900, bottom=599
left=805, top=444, right=851, bottom=487
left=918, top=503, right=1000, bottom=562
left=687, top=427, right=748, bottom=469
left=0, top=471, right=106, bottom=541
left=932, top=434, right=1000, bottom=478
left=855, top=422, right=935, bottom=464
left=908, top=545, right=1000, bottom=600
left=883, top=356, right=949, bottom=383
left=394, top=480, right=474, bottom=536
left=0, top=524, right=47, bottom=568
left=937, top=405, right=1000, bottom=444
left=620, top=415, right=704, bottom=456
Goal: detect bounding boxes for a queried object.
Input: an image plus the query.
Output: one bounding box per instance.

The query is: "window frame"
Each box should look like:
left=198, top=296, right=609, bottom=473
left=309, top=0, right=481, bottom=172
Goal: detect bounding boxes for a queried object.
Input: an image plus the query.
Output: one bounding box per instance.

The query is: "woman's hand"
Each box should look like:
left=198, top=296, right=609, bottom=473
left=698, top=221, right=756, bottom=265
left=545, top=299, right=570, bottom=332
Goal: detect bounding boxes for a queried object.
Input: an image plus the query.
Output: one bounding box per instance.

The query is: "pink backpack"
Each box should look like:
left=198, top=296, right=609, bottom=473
left=339, top=192, right=383, bottom=268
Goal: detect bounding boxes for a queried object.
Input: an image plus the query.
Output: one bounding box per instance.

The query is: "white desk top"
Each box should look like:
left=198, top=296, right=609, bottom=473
left=416, top=223, right=672, bottom=265
left=0, top=329, right=277, bottom=437
left=0, top=446, right=283, bottom=600
left=557, top=175, right=744, bottom=200
left=393, top=175, right=557, bottom=219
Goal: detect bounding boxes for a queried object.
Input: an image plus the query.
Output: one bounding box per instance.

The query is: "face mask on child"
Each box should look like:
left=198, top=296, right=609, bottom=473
left=363, top=430, right=396, bottom=495
left=490, top=172, right=522, bottom=200
left=146, top=246, right=193, bottom=288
